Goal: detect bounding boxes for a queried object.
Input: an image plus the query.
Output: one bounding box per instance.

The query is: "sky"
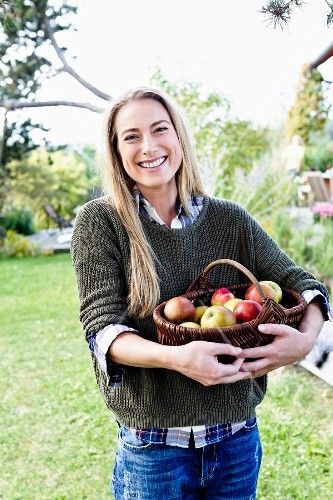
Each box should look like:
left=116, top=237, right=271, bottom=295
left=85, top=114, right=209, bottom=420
left=16, top=0, right=333, bottom=147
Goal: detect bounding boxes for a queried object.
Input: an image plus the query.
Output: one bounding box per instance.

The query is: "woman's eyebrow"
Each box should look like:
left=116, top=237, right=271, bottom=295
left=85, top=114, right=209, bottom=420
left=121, top=127, right=139, bottom=137
left=150, top=119, right=171, bottom=127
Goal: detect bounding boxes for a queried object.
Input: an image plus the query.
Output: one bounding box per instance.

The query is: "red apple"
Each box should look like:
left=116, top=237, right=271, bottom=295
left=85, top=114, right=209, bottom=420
left=234, top=300, right=263, bottom=323
left=211, top=287, right=235, bottom=306
left=200, top=305, right=237, bottom=328
left=164, top=296, right=196, bottom=324
left=245, top=282, right=280, bottom=305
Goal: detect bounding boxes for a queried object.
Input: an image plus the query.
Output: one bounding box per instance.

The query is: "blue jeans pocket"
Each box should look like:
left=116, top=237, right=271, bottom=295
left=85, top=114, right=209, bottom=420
left=243, top=417, right=258, bottom=432
left=118, top=426, right=153, bottom=451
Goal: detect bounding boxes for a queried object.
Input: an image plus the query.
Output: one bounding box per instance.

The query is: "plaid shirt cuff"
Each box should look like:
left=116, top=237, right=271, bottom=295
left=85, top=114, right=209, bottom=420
left=302, top=289, right=333, bottom=321
left=87, top=324, right=138, bottom=388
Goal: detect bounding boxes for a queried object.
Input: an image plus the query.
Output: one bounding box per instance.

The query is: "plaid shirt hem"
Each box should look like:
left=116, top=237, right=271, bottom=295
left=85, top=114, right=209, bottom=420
left=121, top=419, right=254, bottom=448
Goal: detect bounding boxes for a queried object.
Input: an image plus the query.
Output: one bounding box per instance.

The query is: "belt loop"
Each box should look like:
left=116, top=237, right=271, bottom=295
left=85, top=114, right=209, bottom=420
left=189, top=429, right=196, bottom=448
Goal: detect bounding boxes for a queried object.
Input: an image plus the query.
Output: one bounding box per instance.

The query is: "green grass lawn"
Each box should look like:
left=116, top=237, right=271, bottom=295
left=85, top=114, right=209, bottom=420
left=1, top=254, right=332, bottom=499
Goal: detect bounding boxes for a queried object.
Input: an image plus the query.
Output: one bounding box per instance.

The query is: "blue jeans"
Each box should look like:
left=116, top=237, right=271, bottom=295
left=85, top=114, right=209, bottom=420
left=111, top=419, right=262, bottom=499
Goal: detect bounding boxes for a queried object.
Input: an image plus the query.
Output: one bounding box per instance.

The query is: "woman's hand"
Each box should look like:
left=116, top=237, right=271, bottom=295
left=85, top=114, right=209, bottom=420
left=239, top=324, right=313, bottom=378
left=171, top=341, right=252, bottom=386
left=239, top=302, right=325, bottom=378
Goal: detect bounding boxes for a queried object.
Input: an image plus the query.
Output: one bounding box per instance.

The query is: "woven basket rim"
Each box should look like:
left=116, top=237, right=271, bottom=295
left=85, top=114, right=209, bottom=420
left=153, top=259, right=308, bottom=348
left=153, top=285, right=307, bottom=343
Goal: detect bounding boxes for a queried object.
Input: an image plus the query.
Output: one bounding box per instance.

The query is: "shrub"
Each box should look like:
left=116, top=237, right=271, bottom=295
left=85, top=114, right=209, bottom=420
left=1, top=207, right=35, bottom=235
left=303, top=144, right=333, bottom=172
left=270, top=213, right=333, bottom=294
left=0, top=230, right=51, bottom=258
left=214, top=150, right=298, bottom=227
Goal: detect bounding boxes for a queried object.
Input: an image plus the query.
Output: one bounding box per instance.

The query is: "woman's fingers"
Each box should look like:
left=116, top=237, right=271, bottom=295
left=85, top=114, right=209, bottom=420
left=258, top=323, right=295, bottom=336
left=240, top=345, right=272, bottom=359
left=220, top=371, right=253, bottom=383
left=219, top=356, right=243, bottom=375
left=240, top=358, right=271, bottom=373
left=208, top=342, right=243, bottom=357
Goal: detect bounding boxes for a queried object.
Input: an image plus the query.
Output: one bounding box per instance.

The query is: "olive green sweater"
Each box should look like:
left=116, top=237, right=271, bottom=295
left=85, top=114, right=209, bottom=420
left=71, top=196, right=326, bottom=428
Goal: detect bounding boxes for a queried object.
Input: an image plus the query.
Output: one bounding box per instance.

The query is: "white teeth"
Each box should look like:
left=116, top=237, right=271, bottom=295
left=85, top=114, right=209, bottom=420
left=140, top=157, right=165, bottom=168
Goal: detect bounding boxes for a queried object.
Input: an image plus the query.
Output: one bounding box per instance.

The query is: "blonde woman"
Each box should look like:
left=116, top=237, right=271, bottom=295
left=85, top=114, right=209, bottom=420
left=71, top=87, right=330, bottom=499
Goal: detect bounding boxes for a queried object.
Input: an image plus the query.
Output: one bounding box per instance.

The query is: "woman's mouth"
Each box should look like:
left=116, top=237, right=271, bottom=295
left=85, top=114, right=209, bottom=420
left=138, top=156, right=167, bottom=169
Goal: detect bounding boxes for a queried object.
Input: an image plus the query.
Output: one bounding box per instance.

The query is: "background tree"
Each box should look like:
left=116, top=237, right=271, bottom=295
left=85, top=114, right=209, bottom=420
left=2, top=119, right=50, bottom=165
left=0, top=0, right=109, bottom=211
left=6, top=148, right=90, bottom=228
left=285, top=66, right=331, bottom=145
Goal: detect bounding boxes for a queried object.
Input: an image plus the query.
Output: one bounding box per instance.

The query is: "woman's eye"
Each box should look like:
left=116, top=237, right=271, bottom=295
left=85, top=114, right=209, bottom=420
left=154, top=127, right=168, bottom=133
left=124, top=134, right=138, bottom=141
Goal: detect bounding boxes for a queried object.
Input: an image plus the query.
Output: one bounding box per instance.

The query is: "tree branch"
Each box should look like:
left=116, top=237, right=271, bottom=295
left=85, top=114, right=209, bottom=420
left=42, top=16, right=112, bottom=102
left=309, top=42, right=333, bottom=71
left=323, top=0, right=333, bottom=10
left=0, top=99, right=104, bottom=113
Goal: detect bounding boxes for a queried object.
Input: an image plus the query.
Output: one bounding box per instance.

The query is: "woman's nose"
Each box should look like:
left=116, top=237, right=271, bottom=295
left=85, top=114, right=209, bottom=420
left=142, top=136, right=158, bottom=157
left=143, top=148, right=158, bottom=157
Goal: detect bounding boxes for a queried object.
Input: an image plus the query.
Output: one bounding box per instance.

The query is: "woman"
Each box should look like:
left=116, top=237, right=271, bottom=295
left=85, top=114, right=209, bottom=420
left=71, top=87, right=330, bottom=499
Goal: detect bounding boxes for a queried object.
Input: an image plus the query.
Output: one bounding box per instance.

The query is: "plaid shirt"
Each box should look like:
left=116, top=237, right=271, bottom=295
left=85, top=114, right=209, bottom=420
left=122, top=420, right=253, bottom=448
left=86, top=189, right=331, bottom=448
left=133, top=186, right=204, bottom=228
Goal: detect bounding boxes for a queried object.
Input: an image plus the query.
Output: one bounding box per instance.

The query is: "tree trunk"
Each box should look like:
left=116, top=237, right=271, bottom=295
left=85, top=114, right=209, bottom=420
left=0, top=110, right=8, bottom=213
left=43, top=203, right=73, bottom=229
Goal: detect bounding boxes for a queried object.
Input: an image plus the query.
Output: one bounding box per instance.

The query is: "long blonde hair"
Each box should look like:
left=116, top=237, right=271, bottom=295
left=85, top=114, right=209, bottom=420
left=101, top=87, right=205, bottom=318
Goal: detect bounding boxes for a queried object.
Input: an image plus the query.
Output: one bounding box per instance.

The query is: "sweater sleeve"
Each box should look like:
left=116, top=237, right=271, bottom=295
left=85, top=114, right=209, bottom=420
left=247, top=211, right=330, bottom=304
left=70, top=200, right=134, bottom=336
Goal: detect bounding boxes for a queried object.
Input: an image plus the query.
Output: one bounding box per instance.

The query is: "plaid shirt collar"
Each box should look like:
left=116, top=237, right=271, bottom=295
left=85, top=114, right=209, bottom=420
left=133, top=186, right=203, bottom=228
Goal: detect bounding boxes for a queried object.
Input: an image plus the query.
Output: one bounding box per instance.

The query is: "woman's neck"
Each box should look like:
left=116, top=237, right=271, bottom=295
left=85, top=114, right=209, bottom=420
left=137, top=184, right=179, bottom=227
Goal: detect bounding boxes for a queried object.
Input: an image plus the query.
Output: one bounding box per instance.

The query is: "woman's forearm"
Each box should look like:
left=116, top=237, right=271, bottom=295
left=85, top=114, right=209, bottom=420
left=108, top=332, right=175, bottom=369
left=298, top=301, right=325, bottom=347
left=108, top=332, right=251, bottom=386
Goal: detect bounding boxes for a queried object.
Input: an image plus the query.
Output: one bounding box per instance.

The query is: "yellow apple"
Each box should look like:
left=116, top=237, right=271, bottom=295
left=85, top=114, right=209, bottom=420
left=194, top=305, right=209, bottom=323
left=224, top=298, right=243, bottom=312
left=200, top=305, right=236, bottom=328
left=260, top=280, right=282, bottom=303
left=179, top=322, right=201, bottom=328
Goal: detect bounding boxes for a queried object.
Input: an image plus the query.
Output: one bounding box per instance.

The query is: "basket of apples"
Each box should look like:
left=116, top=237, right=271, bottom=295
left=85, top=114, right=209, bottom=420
left=153, top=259, right=307, bottom=355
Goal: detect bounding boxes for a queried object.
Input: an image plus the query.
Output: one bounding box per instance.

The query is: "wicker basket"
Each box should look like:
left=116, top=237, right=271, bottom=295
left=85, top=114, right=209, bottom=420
left=153, top=259, right=307, bottom=359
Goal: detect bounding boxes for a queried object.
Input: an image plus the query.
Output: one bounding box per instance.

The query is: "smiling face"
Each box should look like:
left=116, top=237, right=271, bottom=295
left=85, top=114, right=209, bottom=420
left=114, top=98, right=183, bottom=197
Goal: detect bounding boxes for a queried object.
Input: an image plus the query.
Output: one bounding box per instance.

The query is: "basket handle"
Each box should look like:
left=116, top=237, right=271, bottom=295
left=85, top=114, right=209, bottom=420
left=186, top=258, right=267, bottom=300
